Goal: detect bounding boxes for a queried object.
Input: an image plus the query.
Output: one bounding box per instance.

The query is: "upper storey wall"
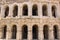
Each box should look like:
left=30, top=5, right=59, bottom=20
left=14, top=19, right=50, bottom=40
left=0, top=0, right=60, bottom=4
left=0, top=0, right=60, bottom=18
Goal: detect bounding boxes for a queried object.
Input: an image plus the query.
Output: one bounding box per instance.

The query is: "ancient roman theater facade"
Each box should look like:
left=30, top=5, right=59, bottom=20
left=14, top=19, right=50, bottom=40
left=0, top=0, right=60, bottom=40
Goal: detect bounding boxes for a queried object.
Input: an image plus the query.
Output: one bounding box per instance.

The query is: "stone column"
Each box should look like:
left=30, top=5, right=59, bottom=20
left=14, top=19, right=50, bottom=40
left=28, top=2, right=32, bottom=17
left=38, top=25, right=44, bottom=40
left=58, top=27, right=60, bottom=40
left=0, top=27, right=3, bottom=39
left=49, top=26, right=54, bottom=40
left=1, top=5, right=5, bottom=18
left=8, top=5, right=13, bottom=17
left=6, top=25, right=12, bottom=40
left=47, top=3, right=52, bottom=17
left=16, top=25, right=22, bottom=40
left=28, top=25, right=32, bottom=40
left=18, top=4, right=22, bottom=18
left=0, top=6, right=1, bottom=18
left=56, top=4, right=60, bottom=18
left=38, top=3, right=42, bottom=18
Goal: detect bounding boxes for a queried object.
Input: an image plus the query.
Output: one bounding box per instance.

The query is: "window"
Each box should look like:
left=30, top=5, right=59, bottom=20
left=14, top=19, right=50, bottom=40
left=4, top=6, right=9, bottom=18
left=23, top=5, right=28, bottom=16
left=32, top=25, right=38, bottom=39
left=12, top=25, right=17, bottom=39
left=53, top=25, right=58, bottom=39
left=32, top=4, right=38, bottom=16
left=52, top=6, right=56, bottom=18
left=13, top=5, right=18, bottom=17
left=42, top=5, right=48, bottom=16
left=22, top=25, right=28, bottom=39
left=43, top=25, right=49, bottom=39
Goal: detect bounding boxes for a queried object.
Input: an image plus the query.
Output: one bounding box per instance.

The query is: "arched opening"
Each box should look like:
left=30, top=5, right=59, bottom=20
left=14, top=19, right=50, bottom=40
left=2, top=25, right=7, bottom=39
left=4, top=6, right=9, bottom=18
left=43, top=25, right=49, bottom=39
left=32, top=4, right=38, bottom=16
left=23, top=5, right=28, bottom=16
left=53, top=25, right=58, bottom=39
left=52, top=6, right=56, bottom=18
left=22, top=25, right=28, bottom=40
left=13, top=5, right=18, bottom=17
left=32, top=25, right=38, bottom=40
left=11, top=25, right=17, bottom=39
left=42, top=5, right=48, bottom=16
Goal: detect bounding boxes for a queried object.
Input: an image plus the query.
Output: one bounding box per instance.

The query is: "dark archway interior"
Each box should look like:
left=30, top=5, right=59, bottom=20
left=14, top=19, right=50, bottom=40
left=12, top=25, right=17, bottom=39
left=3, top=25, right=7, bottom=39
left=32, top=5, right=38, bottom=16
left=23, top=5, right=28, bottom=16
left=42, top=5, right=47, bottom=16
left=43, top=25, right=49, bottom=39
left=52, top=6, right=56, bottom=18
left=53, top=25, right=58, bottom=39
left=4, top=7, right=9, bottom=18
left=32, top=25, right=38, bottom=39
left=13, top=6, right=18, bottom=17
left=22, top=25, right=28, bottom=39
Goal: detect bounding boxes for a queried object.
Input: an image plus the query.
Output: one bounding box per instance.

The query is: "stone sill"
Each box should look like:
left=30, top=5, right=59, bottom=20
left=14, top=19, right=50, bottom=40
left=0, top=17, right=59, bottom=20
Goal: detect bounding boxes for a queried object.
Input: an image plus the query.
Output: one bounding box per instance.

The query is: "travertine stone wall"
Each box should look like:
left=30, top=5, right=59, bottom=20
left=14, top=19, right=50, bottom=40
left=0, top=1, right=60, bottom=18
left=0, top=18, right=60, bottom=40
left=0, top=0, right=60, bottom=40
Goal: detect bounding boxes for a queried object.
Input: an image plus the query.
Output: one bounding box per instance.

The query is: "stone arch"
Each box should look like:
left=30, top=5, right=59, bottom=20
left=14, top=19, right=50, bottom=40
left=32, top=4, right=38, bottom=16
left=42, top=5, right=48, bottom=16
left=53, top=25, right=58, bottom=39
left=4, top=6, right=9, bottom=18
left=2, top=25, right=7, bottom=39
left=32, top=25, right=38, bottom=39
left=52, top=5, right=57, bottom=18
left=43, top=25, right=49, bottom=39
left=11, top=25, right=17, bottom=39
left=22, top=25, right=28, bottom=39
left=13, top=5, right=18, bottom=17
left=22, top=4, right=28, bottom=16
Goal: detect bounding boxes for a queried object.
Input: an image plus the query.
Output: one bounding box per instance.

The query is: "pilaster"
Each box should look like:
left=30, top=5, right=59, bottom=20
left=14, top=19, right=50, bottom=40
left=8, top=5, right=13, bottom=17
left=38, top=2, right=42, bottom=18
left=58, top=27, right=60, bottom=40
left=0, top=27, right=3, bottom=39
left=47, top=3, right=52, bottom=17
left=38, top=25, right=44, bottom=40
left=1, top=5, right=5, bottom=18
left=18, top=4, right=22, bottom=18
left=28, top=2, right=32, bottom=17
left=49, top=25, right=54, bottom=40
left=6, top=25, right=12, bottom=40
left=16, top=25, right=22, bottom=40
left=28, top=25, right=32, bottom=40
